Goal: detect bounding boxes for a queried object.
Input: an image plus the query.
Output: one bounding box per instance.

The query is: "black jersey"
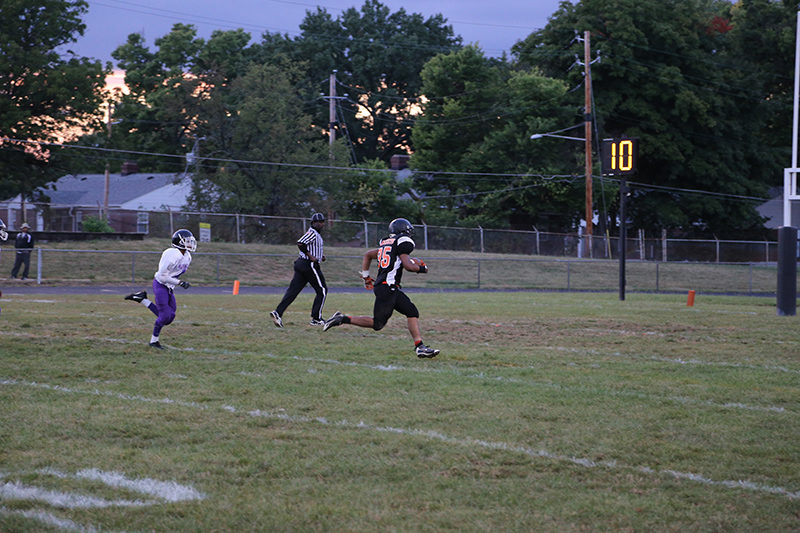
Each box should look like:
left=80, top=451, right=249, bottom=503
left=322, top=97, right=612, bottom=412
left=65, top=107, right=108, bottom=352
left=375, top=234, right=415, bottom=287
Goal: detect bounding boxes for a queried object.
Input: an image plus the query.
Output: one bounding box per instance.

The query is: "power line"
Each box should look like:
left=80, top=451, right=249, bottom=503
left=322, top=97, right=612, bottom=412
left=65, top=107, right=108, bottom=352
left=0, top=138, right=771, bottom=204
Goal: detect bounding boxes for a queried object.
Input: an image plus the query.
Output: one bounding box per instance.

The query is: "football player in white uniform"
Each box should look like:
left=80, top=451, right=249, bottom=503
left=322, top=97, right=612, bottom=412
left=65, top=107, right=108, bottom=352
left=124, top=229, right=195, bottom=349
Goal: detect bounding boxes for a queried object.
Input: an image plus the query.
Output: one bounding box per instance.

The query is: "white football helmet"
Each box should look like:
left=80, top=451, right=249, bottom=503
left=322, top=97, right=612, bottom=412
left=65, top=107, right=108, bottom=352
left=0, top=219, right=7, bottom=241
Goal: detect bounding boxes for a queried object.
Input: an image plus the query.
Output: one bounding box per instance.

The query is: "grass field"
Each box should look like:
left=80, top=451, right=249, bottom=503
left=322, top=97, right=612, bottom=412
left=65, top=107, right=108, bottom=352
left=1, top=289, right=799, bottom=531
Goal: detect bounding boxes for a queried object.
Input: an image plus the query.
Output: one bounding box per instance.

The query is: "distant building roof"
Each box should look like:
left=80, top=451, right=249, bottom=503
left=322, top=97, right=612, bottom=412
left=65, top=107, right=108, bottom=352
left=35, top=172, right=192, bottom=211
left=756, top=188, right=800, bottom=229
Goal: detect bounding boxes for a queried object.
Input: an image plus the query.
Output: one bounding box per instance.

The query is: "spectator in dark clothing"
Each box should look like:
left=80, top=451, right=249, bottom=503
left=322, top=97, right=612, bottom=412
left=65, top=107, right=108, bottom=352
left=10, top=223, right=33, bottom=280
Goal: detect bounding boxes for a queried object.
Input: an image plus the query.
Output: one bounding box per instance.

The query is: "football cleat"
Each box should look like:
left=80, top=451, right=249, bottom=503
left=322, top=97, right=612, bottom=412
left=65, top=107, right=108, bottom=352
left=310, top=319, right=325, bottom=326
left=149, top=341, right=165, bottom=350
left=270, top=310, right=283, bottom=328
left=125, top=291, right=147, bottom=303
left=415, top=344, right=439, bottom=358
left=323, top=311, right=345, bottom=332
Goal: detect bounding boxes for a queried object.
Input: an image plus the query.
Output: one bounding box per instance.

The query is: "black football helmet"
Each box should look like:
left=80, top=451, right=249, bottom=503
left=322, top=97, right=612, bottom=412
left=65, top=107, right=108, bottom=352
left=171, top=229, right=197, bottom=252
left=388, top=218, right=414, bottom=237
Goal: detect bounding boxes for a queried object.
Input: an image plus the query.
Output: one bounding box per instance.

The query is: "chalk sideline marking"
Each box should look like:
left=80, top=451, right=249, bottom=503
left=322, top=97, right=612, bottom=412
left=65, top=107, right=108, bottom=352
left=0, top=468, right=205, bottom=532
left=0, top=506, right=100, bottom=533
left=2, top=377, right=797, bottom=501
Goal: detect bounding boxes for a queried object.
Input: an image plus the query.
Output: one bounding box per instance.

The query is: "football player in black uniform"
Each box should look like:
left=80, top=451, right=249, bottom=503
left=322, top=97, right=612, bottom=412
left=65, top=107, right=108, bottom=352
left=323, top=218, right=439, bottom=358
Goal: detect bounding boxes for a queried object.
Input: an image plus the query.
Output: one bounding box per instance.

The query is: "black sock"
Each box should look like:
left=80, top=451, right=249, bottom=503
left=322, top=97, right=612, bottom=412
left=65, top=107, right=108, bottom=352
left=343, top=316, right=351, bottom=324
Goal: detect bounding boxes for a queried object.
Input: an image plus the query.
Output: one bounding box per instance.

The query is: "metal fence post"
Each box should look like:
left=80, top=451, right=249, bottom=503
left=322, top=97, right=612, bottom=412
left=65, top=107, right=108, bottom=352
left=479, top=226, right=484, bottom=253
left=364, top=219, right=369, bottom=248
left=217, top=254, right=221, bottom=284
left=424, top=223, right=428, bottom=251
left=37, top=247, right=42, bottom=284
left=567, top=260, right=571, bottom=291
left=131, top=252, right=135, bottom=283
left=655, top=262, right=660, bottom=292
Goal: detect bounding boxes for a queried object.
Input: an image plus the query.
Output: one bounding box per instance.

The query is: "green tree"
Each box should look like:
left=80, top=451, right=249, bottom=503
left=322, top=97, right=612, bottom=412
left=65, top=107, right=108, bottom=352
left=0, top=0, right=107, bottom=201
left=331, top=160, right=419, bottom=222
left=104, top=24, right=254, bottom=174
left=253, top=0, right=461, bottom=165
left=514, top=0, right=777, bottom=238
left=411, top=45, right=581, bottom=229
left=186, top=62, right=349, bottom=216
left=729, top=0, right=797, bottom=162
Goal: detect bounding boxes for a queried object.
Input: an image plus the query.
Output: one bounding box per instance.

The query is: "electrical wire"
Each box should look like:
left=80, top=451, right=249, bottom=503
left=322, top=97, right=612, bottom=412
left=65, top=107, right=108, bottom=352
left=1, top=137, right=770, bottom=205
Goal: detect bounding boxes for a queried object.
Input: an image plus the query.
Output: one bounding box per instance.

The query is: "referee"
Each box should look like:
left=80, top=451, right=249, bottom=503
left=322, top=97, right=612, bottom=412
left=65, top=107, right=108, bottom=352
left=270, top=213, right=328, bottom=327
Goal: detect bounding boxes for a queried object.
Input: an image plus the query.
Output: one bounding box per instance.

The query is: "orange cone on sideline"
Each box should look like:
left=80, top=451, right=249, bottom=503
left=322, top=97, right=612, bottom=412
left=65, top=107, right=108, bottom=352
left=687, top=290, right=695, bottom=307
left=233, top=280, right=240, bottom=295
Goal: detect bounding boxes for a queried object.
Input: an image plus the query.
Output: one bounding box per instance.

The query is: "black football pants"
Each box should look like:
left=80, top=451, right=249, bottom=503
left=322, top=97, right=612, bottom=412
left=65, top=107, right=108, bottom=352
left=275, top=258, right=327, bottom=320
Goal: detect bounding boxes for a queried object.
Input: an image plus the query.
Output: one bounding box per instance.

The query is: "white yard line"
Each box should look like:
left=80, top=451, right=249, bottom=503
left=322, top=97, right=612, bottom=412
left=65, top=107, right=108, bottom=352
left=0, top=469, right=205, bottom=532
left=2, top=377, right=797, bottom=500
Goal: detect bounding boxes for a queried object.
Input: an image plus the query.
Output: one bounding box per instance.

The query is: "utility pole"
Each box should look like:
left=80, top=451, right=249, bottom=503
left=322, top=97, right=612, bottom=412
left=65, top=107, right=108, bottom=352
left=584, top=31, right=594, bottom=245
left=329, top=70, right=337, bottom=158
left=103, top=103, right=112, bottom=222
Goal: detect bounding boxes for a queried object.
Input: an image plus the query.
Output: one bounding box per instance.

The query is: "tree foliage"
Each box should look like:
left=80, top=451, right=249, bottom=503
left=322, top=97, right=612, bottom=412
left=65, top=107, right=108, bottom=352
left=411, top=45, right=583, bottom=229
left=187, top=62, right=349, bottom=216
left=253, top=0, right=461, bottom=165
left=729, top=0, right=798, bottom=156
left=0, top=0, right=107, bottom=201
left=107, top=24, right=254, bottom=173
left=513, top=0, right=781, bottom=238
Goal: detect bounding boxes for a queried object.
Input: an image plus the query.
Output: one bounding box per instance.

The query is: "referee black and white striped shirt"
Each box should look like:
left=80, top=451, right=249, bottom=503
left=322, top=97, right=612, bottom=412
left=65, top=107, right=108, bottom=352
left=297, top=227, right=324, bottom=261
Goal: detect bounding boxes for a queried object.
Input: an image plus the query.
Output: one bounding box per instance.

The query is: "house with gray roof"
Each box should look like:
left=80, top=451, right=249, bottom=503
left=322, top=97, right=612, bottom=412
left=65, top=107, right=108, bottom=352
left=1, top=167, right=192, bottom=233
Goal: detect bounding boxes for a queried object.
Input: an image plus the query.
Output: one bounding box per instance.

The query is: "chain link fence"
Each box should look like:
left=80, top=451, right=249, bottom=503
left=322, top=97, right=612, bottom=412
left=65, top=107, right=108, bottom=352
left=2, top=204, right=782, bottom=262
left=2, top=206, right=791, bottom=292
left=86, top=208, right=783, bottom=262
left=16, top=247, right=784, bottom=294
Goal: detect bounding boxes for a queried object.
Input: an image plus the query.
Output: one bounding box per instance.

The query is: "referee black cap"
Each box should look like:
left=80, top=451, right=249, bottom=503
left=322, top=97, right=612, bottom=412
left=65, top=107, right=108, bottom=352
left=311, top=213, right=325, bottom=222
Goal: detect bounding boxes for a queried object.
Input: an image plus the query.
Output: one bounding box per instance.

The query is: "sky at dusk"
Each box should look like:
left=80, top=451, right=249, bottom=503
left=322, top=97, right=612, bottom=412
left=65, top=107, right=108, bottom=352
left=71, top=0, right=568, bottom=66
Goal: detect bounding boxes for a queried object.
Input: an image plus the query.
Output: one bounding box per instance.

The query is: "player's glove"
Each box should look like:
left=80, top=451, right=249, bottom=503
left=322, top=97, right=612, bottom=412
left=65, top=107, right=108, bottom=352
left=360, top=270, right=374, bottom=290
left=0, top=230, right=7, bottom=242
left=416, top=260, right=427, bottom=274
left=179, top=280, right=191, bottom=289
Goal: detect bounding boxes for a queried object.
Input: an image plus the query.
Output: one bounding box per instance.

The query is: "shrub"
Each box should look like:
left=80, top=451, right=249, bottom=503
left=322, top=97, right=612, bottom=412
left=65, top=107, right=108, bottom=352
left=81, top=216, right=114, bottom=233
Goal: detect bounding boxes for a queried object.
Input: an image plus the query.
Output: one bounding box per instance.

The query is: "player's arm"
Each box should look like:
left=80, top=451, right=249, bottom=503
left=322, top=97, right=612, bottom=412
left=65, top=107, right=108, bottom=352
left=297, top=242, right=317, bottom=263
left=362, top=248, right=378, bottom=271
left=400, top=254, right=427, bottom=273
left=360, top=249, right=378, bottom=288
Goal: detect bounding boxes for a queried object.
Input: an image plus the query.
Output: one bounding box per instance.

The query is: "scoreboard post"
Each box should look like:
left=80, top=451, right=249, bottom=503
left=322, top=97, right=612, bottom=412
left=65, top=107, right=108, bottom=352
left=602, top=137, right=639, bottom=301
